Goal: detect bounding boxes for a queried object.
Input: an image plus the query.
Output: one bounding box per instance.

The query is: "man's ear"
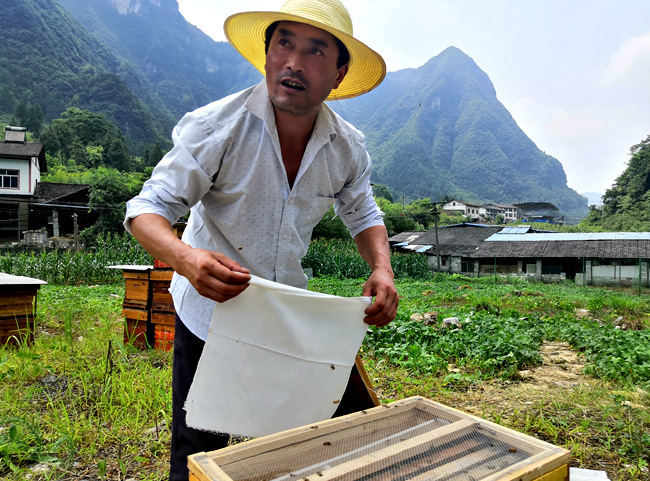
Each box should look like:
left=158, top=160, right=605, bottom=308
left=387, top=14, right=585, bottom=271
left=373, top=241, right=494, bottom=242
left=332, top=64, right=349, bottom=89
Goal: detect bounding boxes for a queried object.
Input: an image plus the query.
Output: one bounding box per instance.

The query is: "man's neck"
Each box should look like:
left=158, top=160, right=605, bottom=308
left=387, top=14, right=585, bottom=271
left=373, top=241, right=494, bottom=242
left=273, top=106, right=319, bottom=188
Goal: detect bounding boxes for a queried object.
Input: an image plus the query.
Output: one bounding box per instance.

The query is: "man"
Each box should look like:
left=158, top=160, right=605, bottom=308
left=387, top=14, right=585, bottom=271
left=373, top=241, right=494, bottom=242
left=124, top=0, right=398, bottom=478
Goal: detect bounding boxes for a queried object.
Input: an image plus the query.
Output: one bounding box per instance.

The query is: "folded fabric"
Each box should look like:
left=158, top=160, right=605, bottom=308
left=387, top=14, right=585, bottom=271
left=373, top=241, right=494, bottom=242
left=185, top=275, right=371, bottom=437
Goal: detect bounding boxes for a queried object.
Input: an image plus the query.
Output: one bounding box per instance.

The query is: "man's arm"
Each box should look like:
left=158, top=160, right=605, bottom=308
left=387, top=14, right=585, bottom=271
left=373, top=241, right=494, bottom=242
left=129, top=213, right=250, bottom=303
left=354, top=225, right=398, bottom=327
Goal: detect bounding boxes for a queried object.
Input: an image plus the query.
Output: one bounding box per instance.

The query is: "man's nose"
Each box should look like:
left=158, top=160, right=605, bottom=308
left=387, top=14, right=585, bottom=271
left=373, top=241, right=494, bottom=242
left=284, top=50, right=304, bottom=72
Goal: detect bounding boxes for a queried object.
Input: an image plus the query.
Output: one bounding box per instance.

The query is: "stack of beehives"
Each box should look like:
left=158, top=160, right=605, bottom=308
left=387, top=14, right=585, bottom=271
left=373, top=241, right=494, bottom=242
left=120, top=265, right=174, bottom=351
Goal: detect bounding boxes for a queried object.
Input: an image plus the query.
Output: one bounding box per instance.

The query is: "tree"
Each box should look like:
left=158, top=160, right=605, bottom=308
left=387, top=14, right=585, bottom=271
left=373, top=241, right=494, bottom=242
left=312, top=207, right=349, bottom=239
left=372, top=184, right=393, bottom=202
left=26, top=103, right=44, bottom=136
left=41, top=119, right=74, bottom=162
left=579, top=133, right=650, bottom=231
left=83, top=168, right=145, bottom=237
left=104, top=133, right=131, bottom=171
left=148, top=142, right=165, bottom=167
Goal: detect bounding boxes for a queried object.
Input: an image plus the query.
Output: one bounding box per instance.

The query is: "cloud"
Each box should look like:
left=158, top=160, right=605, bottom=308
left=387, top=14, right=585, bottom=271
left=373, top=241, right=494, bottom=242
left=600, top=32, right=650, bottom=88
left=548, top=109, right=604, bottom=139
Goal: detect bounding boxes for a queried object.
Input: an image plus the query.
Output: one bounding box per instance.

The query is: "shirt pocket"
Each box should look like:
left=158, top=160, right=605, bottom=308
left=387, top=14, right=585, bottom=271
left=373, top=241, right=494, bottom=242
left=295, top=194, right=337, bottom=237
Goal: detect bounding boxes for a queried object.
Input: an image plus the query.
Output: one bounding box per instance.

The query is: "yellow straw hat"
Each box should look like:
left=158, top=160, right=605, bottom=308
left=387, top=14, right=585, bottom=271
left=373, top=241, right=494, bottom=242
left=224, top=0, right=386, bottom=100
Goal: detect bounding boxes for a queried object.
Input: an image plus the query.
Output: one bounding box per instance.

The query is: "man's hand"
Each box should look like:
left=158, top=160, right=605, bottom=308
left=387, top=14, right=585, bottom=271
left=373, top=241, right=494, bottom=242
left=354, top=225, right=399, bottom=327
left=175, top=248, right=250, bottom=303
left=129, top=213, right=250, bottom=303
left=362, top=267, right=398, bottom=327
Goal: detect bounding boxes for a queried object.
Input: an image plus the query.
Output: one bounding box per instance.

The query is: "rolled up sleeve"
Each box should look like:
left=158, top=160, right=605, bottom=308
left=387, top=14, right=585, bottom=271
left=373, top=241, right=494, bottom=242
left=124, top=111, right=220, bottom=233
left=334, top=149, right=385, bottom=239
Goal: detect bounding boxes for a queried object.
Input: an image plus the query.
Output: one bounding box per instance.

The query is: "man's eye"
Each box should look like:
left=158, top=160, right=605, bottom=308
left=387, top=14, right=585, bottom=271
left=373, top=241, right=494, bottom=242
left=310, top=48, right=323, bottom=56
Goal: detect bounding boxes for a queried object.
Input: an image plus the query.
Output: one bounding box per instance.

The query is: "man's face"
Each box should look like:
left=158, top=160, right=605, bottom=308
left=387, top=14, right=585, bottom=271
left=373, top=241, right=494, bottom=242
left=265, top=21, right=348, bottom=118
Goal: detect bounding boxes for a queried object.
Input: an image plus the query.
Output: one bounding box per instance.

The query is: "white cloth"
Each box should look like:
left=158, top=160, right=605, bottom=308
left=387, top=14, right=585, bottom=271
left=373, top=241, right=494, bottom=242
left=185, top=275, right=371, bottom=438
left=124, top=80, right=384, bottom=341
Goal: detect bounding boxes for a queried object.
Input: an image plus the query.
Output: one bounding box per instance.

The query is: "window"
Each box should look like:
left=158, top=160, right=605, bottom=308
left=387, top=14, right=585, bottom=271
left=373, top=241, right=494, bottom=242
left=0, top=169, right=19, bottom=189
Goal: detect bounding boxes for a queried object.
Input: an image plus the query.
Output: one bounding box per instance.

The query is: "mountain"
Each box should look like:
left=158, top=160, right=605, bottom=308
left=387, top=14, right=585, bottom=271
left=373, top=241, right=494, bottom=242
left=57, top=0, right=260, bottom=120
left=0, top=0, right=174, bottom=152
left=331, top=47, right=588, bottom=222
left=1, top=0, right=589, bottom=221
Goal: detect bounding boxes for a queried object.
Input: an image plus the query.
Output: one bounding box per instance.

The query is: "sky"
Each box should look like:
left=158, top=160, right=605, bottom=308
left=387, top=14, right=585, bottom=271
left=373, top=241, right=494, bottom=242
left=176, top=0, right=650, bottom=198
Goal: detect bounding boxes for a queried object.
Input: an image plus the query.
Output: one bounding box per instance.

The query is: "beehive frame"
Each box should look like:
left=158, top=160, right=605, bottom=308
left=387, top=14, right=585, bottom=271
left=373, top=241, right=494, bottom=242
left=188, top=396, right=570, bottom=481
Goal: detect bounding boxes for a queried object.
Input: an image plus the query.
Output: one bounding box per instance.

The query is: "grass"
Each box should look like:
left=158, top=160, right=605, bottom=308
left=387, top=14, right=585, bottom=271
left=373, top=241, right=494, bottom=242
left=0, top=274, right=648, bottom=480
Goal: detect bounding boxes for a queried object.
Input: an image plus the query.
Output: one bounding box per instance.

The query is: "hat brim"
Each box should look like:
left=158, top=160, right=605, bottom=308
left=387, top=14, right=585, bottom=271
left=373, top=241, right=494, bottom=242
left=224, top=11, right=386, bottom=101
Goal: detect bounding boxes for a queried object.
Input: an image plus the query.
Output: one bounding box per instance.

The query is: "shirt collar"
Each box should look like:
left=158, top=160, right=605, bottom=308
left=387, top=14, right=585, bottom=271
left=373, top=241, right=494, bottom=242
left=245, top=80, right=338, bottom=144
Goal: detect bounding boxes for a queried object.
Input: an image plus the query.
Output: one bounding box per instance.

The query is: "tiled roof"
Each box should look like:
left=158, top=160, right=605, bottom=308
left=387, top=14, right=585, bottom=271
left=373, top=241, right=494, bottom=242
left=33, top=183, right=90, bottom=203
left=0, top=141, right=47, bottom=172
left=473, top=239, right=650, bottom=259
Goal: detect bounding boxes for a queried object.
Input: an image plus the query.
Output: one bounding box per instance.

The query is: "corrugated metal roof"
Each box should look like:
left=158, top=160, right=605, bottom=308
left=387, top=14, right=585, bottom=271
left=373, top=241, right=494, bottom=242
left=486, top=232, right=650, bottom=242
left=498, top=226, right=531, bottom=235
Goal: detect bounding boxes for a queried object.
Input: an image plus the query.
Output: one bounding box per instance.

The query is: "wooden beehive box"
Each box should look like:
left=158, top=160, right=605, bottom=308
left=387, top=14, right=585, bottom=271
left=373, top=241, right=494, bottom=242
left=188, top=396, right=570, bottom=481
left=122, top=268, right=152, bottom=310
left=109, top=265, right=176, bottom=351
left=122, top=305, right=151, bottom=349
left=0, top=273, right=47, bottom=347
left=115, top=266, right=154, bottom=348
left=150, top=269, right=175, bottom=351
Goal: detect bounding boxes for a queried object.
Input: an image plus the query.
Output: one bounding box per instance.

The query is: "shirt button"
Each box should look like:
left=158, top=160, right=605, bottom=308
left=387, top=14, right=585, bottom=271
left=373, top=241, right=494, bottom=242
left=283, top=234, right=288, bottom=239
left=279, top=266, right=284, bottom=271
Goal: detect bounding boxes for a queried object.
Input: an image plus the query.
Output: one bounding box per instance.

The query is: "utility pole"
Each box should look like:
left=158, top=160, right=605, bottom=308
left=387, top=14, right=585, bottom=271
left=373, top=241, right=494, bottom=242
left=73, top=213, right=79, bottom=252
left=430, top=202, right=442, bottom=272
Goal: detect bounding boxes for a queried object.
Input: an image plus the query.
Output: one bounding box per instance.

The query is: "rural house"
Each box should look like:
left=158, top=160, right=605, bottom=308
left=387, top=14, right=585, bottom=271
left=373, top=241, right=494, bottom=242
left=471, top=229, right=650, bottom=286
left=391, top=225, right=650, bottom=287
left=0, top=126, right=95, bottom=244
left=479, top=203, right=519, bottom=222
left=442, top=199, right=519, bottom=223
left=441, top=199, right=482, bottom=219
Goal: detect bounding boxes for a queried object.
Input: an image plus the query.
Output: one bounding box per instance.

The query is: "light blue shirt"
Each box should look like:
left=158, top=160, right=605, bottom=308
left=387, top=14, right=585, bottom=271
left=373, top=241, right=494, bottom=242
left=125, top=81, right=384, bottom=340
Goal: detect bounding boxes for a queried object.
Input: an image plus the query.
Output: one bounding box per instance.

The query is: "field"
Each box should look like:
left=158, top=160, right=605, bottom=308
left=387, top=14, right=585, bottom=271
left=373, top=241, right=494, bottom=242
left=0, top=241, right=649, bottom=480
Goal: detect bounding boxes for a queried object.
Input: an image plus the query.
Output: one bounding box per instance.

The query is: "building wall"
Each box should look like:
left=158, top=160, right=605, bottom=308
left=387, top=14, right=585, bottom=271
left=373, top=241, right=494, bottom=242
left=0, top=158, right=38, bottom=195
left=576, top=261, right=649, bottom=287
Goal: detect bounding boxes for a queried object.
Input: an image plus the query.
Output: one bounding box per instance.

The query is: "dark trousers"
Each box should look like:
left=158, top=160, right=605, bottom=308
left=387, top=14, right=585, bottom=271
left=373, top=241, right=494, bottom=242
left=169, top=315, right=376, bottom=480
left=169, top=315, right=229, bottom=480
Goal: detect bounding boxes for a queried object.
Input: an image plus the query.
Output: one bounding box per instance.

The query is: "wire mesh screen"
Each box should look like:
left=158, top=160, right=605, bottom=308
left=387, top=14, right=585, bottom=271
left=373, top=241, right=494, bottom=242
left=189, top=397, right=570, bottom=481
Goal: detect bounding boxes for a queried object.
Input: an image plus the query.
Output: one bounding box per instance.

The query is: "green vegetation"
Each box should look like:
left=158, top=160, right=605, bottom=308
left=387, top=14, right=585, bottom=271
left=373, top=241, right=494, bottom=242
left=1, top=272, right=648, bottom=480
left=0, top=284, right=171, bottom=480
left=581, top=135, right=650, bottom=231
left=0, top=233, right=151, bottom=284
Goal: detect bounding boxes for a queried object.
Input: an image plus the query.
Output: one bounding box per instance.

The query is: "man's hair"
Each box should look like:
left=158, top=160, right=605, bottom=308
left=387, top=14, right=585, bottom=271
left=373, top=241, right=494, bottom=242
left=264, top=21, right=350, bottom=69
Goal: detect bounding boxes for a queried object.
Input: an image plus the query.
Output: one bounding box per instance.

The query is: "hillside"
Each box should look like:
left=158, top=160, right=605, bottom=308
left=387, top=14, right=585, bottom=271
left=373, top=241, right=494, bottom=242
left=0, top=0, right=173, bottom=152
left=1, top=0, right=588, bottom=221
left=58, top=0, right=260, bottom=120
left=332, top=47, right=588, bottom=222
left=581, top=135, right=650, bottom=230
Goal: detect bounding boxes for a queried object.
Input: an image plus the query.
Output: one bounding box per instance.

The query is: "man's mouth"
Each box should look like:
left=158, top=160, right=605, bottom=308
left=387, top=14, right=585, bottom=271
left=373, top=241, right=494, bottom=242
left=281, top=79, right=305, bottom=91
